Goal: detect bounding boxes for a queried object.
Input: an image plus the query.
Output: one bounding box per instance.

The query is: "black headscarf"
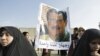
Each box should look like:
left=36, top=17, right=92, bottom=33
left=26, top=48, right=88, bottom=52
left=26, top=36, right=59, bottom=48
left=72, top=29, right=100, bottom=56
left=0, top=26, right=37, bottom=56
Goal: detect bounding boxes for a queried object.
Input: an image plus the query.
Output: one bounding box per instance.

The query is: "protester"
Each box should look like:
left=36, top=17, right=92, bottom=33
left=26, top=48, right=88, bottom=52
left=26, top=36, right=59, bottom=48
left=77, top=27, right=85, bottom=39
left=68, top=27, right=79, bottom=56
left=22, top=31, right=34, bottom=46
left=72, top=29, right=100, bottom=56
left=72, top=27, right=79, bottom=47
left=0, top=26, right=37, bottom=56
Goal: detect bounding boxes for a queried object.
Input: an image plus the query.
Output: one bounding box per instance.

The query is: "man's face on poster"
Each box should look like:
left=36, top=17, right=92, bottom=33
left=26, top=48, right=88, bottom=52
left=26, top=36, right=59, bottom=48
left=47, top=11, right=67, bottom=40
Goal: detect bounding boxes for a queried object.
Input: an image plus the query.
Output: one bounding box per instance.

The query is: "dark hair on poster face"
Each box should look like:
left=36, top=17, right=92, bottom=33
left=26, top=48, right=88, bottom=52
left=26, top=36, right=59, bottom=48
left=58, top=11, right=67, bottom=21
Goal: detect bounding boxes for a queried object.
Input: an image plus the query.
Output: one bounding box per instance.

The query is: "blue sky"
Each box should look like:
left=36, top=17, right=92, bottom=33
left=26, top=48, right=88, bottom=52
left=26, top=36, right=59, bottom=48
left=0, top=0, right=100, bottom=29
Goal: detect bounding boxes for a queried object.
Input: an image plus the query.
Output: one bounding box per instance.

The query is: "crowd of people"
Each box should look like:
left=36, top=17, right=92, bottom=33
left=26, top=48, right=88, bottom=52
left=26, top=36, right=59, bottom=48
left=68, top=27, right=85, bottom=56
left=0, top=7, right=100, bottom=56
left=0, top=26, right=100, bottom=56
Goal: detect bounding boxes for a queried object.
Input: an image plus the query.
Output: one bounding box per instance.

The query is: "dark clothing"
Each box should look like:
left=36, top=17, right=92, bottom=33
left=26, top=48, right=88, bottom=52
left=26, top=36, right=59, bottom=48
left=0, top=26, right=37, bottom=56
left=72, top=29, right=100, bottom=56
left=71, top=33, right=79, bottom=47
left=68, top=34, right=78, bottom=56
left=42, top=49, right=50, bottom=56
left=68, top=42, right=74, bottom=56
left=60, top=50, right=67, bottom=56
left=71, top=34, right=78, bottom=40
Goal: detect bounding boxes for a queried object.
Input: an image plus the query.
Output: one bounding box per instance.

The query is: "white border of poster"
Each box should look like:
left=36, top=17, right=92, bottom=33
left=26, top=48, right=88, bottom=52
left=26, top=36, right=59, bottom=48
left=35, top=3, right=71, bottom=50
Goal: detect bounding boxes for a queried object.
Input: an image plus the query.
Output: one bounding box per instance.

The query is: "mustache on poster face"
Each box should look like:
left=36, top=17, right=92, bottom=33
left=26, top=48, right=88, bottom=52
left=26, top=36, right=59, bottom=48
left=51, top=26, right=60, bottom=30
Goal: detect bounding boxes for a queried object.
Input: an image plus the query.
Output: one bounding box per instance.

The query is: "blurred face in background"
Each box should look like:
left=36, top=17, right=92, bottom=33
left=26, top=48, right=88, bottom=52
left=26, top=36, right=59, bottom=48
left=78, top=27, right=85, bottom=37
left=25, top=33, right=31, bottom=40
left=73, top=28, right=78, bottom=34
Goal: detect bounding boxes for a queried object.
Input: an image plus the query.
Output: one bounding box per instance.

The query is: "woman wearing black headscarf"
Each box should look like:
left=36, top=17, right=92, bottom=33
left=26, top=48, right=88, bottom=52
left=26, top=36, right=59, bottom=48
left=72, top=29, right=100, bottom=56
left=0, top=26, right=37, bottom=56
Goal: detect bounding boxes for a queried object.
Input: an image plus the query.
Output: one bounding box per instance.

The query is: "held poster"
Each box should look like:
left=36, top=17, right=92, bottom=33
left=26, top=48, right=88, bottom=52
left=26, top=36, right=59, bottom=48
left=35, top=3, right=71, bottom=50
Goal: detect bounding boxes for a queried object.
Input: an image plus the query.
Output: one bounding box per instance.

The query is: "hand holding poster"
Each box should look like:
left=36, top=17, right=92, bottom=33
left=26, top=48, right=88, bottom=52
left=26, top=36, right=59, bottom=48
left=36, top=3, right=71, bottom=50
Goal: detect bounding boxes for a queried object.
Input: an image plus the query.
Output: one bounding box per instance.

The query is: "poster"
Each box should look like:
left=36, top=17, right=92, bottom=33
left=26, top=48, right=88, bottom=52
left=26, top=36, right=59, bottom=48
left=35, top=3, right=71, bottom=50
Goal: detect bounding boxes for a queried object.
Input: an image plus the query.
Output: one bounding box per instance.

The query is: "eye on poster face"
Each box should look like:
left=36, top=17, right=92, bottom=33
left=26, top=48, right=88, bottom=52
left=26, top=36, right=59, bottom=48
left=36, top=3, right=71, bottom=50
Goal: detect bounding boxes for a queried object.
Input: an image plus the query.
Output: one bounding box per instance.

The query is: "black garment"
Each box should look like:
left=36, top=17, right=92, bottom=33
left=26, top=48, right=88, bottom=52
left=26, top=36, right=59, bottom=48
left=72, top=29, right=100, bottom=56
left=71, top=33, right=78, bottom=40
left=71, top=33, right=79, bottom=46
left=67, top=34, right=78, bottom=56
left=60, top=50, right=67, bottom=56
left=0, top=26, right=37, bottom=56
left=42, top=49, right=50, bottom=56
